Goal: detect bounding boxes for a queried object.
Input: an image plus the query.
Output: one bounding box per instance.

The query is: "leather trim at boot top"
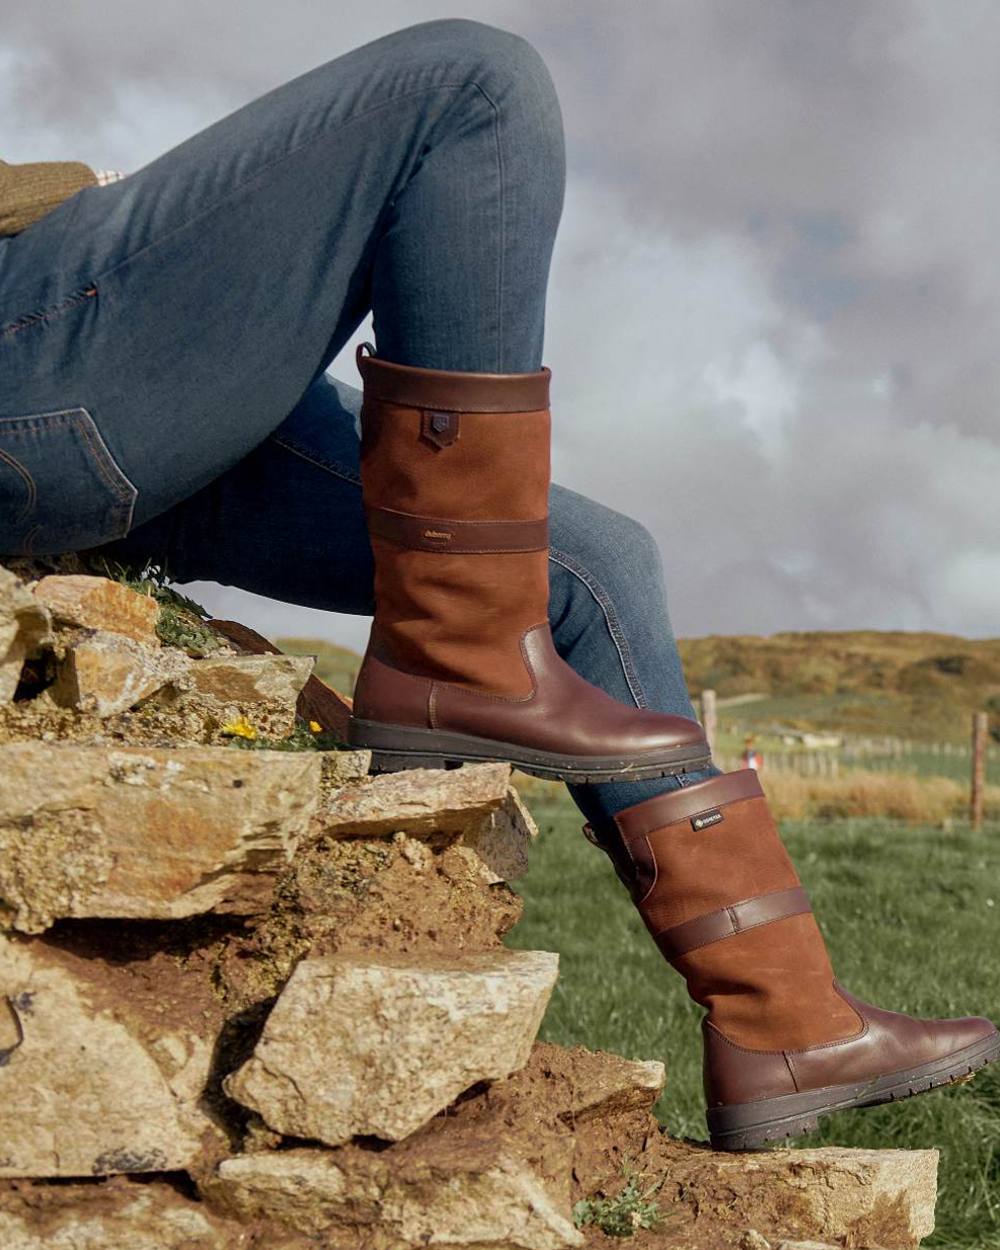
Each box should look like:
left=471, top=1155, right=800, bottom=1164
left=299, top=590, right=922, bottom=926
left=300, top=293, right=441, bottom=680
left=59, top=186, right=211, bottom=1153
left=613, top=769, right=763, bottom=841
left=356, top=343, right=550, bottom=411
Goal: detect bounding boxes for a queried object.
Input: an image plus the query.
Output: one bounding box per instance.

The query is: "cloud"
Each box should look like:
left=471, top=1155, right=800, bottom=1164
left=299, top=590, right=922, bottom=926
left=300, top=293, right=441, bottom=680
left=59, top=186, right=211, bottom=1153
left=4, top=1, right=998, bottom=645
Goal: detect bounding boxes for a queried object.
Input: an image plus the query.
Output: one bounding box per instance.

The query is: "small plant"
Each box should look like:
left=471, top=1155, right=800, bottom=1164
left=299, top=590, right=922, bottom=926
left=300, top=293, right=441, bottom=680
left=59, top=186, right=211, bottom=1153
left=89, top=556, right=222, bottom=657
left=221, top=714, right=258, bottom=742
left=223, top=717, right=348, bottom=752
left=572, top=1159, right=666, bottom=1238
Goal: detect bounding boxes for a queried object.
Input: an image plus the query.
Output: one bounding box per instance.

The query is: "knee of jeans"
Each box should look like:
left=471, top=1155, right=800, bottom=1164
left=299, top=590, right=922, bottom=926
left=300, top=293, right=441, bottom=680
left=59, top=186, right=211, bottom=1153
left=421, top=21, right=563, bottom=152
left=559, top=494, right=662, bottom=582
left=549, top=496, right=670, bottom=636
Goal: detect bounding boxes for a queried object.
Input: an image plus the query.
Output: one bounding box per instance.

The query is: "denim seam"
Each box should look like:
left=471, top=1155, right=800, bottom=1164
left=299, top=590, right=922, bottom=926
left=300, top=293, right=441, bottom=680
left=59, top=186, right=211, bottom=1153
left=468, top=81, right=505, bottom=371
left=90, top=81, right=480, bottom=285
left=548, top=545, right=648, bottom=709
left=270, top=434, right=362, bottom=486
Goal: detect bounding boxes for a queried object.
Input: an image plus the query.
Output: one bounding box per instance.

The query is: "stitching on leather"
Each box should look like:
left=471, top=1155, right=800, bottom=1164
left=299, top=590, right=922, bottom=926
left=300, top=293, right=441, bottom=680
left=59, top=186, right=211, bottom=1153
left=373, top=509, right=546, bottom=526
left=429, top=624, right=545, bottom=706
left=374, top=540, right=546, bottom=554
left=637, top=835, right=658, bottom=904
left=271, top=436, right=362, bottom=486
left=621, top=788, right=758, bottom=843
left=704, top=990, right=869, bottom=1057
left=705, top=1019, right=789, bottom=1058
left=548, top=546, right=647, bottom=708
left=659, top=902, right=812, bottom=959
left=650, top=885, right=809, bottom=931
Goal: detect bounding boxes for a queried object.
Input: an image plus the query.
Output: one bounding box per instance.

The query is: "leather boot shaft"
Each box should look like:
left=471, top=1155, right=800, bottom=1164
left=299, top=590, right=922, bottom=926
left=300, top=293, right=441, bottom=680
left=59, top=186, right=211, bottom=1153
left=357, top=345, right=552, bottom=697
left=347, top=344, right=711, bottom=784
left=608, top=771, right=862, bottom=1051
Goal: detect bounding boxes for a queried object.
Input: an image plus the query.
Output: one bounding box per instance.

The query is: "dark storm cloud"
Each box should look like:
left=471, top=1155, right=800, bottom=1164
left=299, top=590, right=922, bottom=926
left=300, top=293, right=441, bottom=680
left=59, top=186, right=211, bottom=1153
left=3, top=1, right=998, bottom=644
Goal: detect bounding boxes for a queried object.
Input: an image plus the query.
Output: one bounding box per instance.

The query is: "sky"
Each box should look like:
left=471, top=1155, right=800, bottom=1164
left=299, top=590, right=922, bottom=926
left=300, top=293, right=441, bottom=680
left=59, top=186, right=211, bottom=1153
left=4, top=2, right=1000, bottom=651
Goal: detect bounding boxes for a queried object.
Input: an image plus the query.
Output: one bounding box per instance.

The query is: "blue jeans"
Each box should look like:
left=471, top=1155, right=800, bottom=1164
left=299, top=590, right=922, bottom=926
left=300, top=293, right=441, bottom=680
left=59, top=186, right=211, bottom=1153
left=0, top=18, right=716, bottom=831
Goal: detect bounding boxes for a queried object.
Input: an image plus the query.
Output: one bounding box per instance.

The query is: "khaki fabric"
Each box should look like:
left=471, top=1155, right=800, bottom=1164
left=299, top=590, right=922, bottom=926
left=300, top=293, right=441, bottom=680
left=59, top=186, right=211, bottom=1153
left=0, top=158, right=98, bottom=237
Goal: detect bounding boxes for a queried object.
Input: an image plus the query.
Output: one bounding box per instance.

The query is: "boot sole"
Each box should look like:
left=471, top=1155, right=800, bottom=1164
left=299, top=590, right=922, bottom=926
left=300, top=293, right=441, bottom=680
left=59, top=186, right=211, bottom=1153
left=347, top=718, right=712, bottom=783
left=707, top=1026, right=1000, bottom=1151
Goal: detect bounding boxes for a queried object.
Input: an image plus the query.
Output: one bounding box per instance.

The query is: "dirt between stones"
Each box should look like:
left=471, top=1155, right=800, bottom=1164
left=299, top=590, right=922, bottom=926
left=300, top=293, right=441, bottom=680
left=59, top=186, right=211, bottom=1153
left=575, top=1129, right=920, bottom=1250
left=14, top=827, right=524, bottom=1172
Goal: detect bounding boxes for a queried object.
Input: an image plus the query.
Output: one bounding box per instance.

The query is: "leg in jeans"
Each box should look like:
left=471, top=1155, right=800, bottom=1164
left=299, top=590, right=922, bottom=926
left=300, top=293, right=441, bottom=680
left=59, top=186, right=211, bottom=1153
left=0, top=16, right=563, bottom=558
left=3, top=14, right=707, bottom=828
left=95, top=373, right=718, bottom=834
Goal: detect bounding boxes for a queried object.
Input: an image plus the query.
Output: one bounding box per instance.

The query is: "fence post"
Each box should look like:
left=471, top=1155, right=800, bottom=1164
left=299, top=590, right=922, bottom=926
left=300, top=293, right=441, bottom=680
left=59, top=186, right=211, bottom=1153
left=971, top=711, right=988, bottom=831
left=700, top=689, right=718, bottom=759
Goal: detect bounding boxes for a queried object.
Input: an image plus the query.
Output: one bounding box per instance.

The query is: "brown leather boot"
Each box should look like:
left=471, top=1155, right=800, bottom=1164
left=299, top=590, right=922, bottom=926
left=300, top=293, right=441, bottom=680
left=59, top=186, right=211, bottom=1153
left=586, top=769, right=999, bottom=1150
left=346, top=344, right=710, bottom=782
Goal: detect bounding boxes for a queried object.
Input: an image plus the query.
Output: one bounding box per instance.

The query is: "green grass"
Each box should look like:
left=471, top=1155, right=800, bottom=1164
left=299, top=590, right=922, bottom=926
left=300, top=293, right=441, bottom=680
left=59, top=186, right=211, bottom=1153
left=506, top=792, right=1000, bottom=1248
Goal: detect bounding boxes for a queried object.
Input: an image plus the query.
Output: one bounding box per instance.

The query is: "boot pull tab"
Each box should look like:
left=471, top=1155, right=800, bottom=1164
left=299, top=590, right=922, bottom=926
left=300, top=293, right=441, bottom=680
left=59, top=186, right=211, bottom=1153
left=421, top=410, right=460, bottom=449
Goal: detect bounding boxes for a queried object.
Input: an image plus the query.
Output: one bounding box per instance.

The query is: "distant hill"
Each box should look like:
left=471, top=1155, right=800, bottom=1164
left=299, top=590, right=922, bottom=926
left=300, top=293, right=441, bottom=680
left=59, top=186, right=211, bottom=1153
left=274, top=630, right=1000, bottom=742
left=678, top=631, right=1000, bottom=740
left=275, top=637, right=362, bottom=697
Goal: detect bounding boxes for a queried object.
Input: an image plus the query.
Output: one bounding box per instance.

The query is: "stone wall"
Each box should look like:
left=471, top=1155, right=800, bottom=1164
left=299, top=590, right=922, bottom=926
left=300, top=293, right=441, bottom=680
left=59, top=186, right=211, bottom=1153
left=0, top=560, right=938, bottom=1249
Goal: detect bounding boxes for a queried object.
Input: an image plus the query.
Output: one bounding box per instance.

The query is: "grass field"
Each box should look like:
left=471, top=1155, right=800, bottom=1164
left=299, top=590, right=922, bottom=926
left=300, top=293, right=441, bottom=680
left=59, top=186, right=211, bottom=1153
left=505, top=790, right=1000, bottom=1249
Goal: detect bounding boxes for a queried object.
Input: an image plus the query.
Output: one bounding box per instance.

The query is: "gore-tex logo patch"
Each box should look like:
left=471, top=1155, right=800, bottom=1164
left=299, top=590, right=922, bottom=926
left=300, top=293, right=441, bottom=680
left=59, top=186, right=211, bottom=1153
left=691, top=808, right=724, bottom=831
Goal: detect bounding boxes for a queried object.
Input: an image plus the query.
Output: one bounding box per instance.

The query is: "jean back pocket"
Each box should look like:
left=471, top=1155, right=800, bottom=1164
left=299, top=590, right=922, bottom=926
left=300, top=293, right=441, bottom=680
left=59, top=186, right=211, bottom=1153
left=0, top=406, right=137, bottom=557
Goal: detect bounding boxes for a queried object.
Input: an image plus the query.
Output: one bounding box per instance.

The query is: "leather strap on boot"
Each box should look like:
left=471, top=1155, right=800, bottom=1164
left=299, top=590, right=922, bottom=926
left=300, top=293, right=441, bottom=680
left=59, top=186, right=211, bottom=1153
left=367, top=505, right=548, bottom=554
left=652, top=883, right=812, bottom=960
left=594, top=770, right=863, bottom=1052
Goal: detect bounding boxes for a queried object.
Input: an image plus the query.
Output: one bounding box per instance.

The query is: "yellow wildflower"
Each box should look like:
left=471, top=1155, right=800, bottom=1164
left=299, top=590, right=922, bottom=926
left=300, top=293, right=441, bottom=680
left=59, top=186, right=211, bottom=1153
left=308, top=720, right=323, bottom=733
left=221, top=715, right=257, bottom=740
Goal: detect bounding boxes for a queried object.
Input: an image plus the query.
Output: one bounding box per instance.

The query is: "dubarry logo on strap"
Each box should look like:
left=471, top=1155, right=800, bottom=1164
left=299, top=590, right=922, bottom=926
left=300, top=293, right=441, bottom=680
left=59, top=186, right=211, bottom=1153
left=691, top=808, right=724, bottom=831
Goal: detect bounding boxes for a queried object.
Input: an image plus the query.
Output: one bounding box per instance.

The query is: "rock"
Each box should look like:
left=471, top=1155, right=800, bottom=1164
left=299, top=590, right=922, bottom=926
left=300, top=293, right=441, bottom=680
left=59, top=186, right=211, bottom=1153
left=564, top=1052, right=666, bottom=1117
left=32, top=574, right=160, bottom=646
left=48, top=629, right=191, bottom=716
left=0, top=565, right=52, bottom=703
left=0, top=932, right=224, bottom=1177
left=321, top=749, right=372, bottom=789
left=209, top=1143, right=583, bottom=1250
left=740, top=1233, right=773, bottom=1250
left=320, top=762, right=511, bottom=841
left=669, top=1145, right=938, bottom=1250
left=187, top=653, right=314, bottom=709
left=0, top=742, right=321, bottom=932
left=462, top=785, right=538, bottom=882
left=209, top=1041, right=662, bottom=1248
left=774, top=1242, right=840, bottom=1250
left=553, top=1047, right=665, bottom=1193
left=0, top=1176, right=303, bottom=1250
left=148, top=653, right=317, bottom=740
left=224, top=948, right=559, bottom=1145
left=207, top=617, right=354, bottom=737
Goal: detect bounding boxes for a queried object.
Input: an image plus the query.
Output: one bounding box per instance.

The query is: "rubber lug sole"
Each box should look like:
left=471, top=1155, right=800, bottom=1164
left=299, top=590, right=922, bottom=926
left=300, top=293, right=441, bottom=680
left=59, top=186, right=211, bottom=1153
left=707, top=1026, right=1000, bottom=1152
left=347, top=717, right=712, bottom=784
